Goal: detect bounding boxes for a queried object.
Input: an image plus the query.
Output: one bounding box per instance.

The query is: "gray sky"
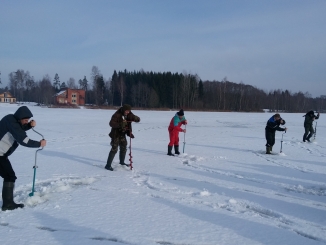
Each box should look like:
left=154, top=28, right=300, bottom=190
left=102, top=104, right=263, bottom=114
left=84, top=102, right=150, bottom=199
left=1, top=0, right=325, bottom=97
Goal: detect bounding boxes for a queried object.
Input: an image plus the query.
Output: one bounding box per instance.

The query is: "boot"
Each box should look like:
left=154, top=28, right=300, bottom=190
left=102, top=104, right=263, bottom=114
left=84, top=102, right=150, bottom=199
left=119, top=151, right=130, bottom=166
left=174, top=145, right=180, bottom=155
left=306, top=133, right=313, bottom=142
left=105, top=151, right=116, bottom=171
left=167, top=146, right=174, bottom=156
left=270, top=146, right=273, bottom=152
left=266, top=146, right=271, bottom=154
left=2, top=182, right=24, bottom=211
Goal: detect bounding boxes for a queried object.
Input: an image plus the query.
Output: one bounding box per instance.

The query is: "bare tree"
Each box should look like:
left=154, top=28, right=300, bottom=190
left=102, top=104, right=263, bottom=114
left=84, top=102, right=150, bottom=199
left=15, top=70, right=26, bottom=101
left=38, top=75, right=54, bottom=105
left=8, top=72, right=18, bottom=98
left=104, top=78, right=111, bottom=105
left=131, top=82, right=150, bottom=107
left=90, top=66, right=101, bottom=89
left=67, top=77, right=77, bottom=89
left=25, top=76, right=35, bottom=102
left=8, top=69, right=31, bottom=101
left=178, top=72, right=198, bottom=108
left=90, top=66, right=102, bottom=105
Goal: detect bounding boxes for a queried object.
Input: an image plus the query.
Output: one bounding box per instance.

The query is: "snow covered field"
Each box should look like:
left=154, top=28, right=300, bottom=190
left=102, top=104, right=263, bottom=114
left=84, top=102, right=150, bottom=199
left=0, top=103, right=325, bottom=245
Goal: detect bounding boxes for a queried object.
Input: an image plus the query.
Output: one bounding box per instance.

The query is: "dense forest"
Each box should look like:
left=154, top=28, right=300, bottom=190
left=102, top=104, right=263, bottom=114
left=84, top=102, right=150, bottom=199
left=1, top=67, right=325, bottom=112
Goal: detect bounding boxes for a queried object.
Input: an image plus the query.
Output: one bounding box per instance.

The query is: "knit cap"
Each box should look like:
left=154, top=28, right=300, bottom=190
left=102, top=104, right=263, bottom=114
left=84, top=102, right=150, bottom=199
left=177, top=109, right=184, bottom=116
left=122, top=104, right=132, bottom=111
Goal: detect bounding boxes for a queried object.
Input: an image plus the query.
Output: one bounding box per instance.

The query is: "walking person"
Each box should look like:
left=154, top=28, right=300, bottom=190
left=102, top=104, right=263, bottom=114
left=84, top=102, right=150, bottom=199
left=265, top=113, right=287, bottom=154
left=105, top=104, right=140, bottom=171
left=0, top=106, right=47, bottom=211
left=167, top=109, right=187, bottom=156
left=303, top=110, right=320, bottom=142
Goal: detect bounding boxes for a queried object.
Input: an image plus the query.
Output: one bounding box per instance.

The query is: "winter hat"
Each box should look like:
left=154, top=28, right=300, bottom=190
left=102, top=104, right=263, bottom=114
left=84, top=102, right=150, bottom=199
left=14, top=106, right=33, bottom=120
left=122, top=104, right=132, bottom=112
left=177, top=109, right=184, bottom=116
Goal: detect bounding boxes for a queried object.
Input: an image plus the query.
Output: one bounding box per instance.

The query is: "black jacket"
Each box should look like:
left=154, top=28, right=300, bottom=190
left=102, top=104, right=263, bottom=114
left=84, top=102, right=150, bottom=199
left=265, top=116, right=286, bottom=133
left=304, top=111, right=319, bottom=126
left=0, top=106, right=41, bottom=157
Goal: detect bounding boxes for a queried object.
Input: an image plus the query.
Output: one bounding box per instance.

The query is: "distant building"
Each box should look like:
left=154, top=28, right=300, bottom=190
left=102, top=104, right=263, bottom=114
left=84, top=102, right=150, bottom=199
left=320, top=95, right=326, bottom=99
left=0, top=91, right=16, bottom=103
left=54, top=88, right=85, bottom=106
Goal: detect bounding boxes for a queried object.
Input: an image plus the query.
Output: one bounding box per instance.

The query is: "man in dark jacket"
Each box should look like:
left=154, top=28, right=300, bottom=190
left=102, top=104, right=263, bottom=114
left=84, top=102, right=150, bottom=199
left=303, top=110, right=320, bottom=142
left=0, top=106, right=46, bottom=211
left=105, top=104, right=140, bottom=171
left=265, top=113, right=287, bottom=154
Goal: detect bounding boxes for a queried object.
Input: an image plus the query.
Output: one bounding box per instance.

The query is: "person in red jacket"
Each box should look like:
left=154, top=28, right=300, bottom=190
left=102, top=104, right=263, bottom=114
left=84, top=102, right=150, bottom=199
left=167, top=109, right=187, bottom=156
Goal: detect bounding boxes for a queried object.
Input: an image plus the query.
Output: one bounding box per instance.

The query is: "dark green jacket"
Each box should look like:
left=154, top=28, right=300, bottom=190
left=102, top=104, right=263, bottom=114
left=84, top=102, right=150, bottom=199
left=304, top=111, right=319, bottom=126
left=108, top=107, right=140, bottom=139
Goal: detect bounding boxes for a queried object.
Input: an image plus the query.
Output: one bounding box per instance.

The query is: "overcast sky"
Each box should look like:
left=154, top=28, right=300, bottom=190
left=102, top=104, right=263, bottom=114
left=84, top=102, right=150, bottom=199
left=1, top=0, right=325, bottom=97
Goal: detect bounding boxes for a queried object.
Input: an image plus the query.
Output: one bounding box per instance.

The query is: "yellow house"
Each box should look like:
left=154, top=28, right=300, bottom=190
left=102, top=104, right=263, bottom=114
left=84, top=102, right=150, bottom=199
left=0, top=92, right=16, bottom=103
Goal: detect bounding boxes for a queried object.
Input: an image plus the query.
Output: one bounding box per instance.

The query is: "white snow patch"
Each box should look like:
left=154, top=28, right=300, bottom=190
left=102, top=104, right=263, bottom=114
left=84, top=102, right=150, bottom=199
left=0, top=105, right=325, bottom=245
left=229, top=199, right=237, bottom=204
left=200, top=189, right=211, bottom=196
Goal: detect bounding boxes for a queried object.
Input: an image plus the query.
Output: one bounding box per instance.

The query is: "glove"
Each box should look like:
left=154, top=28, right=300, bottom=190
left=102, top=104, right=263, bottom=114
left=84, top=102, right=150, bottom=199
left=30, top=120, right=36, bottom=127
left=133, top=115, right=140, bottom=122
left=127, top=131, right=135, bottom=138
left=280, top=118, right=285, bottom=125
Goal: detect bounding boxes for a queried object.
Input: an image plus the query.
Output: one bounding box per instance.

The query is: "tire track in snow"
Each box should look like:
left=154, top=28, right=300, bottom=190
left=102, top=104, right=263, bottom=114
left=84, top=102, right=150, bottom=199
left=131, top=155, right=326, bottom=243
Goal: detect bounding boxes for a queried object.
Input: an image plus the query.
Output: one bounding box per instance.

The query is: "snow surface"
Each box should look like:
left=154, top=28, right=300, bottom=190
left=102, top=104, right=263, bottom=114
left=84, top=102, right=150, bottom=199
left=0, top=103, right=325, bottom=245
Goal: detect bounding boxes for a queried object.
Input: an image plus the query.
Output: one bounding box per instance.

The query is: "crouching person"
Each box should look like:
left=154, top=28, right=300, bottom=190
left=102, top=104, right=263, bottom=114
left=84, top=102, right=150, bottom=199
left=265, top=113, right=287, bottom=154
left=105, top=104, right=140, bottom=171
left=167, top=109, right=187, bottom=156
left=0, top=106, right=46, bottom=211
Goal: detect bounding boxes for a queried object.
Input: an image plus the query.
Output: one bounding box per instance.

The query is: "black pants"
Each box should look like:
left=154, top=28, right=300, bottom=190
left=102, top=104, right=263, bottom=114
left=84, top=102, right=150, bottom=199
left=303, top=124, right=314, bottom=140
left=0, top=156, right=17, bottom=182
left=265, top=130, right=275, bottom=147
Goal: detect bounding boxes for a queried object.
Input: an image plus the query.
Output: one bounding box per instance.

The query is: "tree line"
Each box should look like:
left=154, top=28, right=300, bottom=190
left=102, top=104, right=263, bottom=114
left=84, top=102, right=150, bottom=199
left=1, top=67, right=325, bottom=112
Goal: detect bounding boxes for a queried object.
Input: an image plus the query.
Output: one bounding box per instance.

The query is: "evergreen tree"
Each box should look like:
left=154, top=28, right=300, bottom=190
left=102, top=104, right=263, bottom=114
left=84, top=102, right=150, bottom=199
left=82, top=76, right=88, bottom=90
left=110, top=70, right=119, bottom=106
left=198, top=80, right=204, bottom=100
left=60, top=82, right=67, bottom=90
left=53, top=73, right=61, bottom=91
left=78, top=76, right=88, bottom=90
left=95, top=75, right=105, bottom=105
